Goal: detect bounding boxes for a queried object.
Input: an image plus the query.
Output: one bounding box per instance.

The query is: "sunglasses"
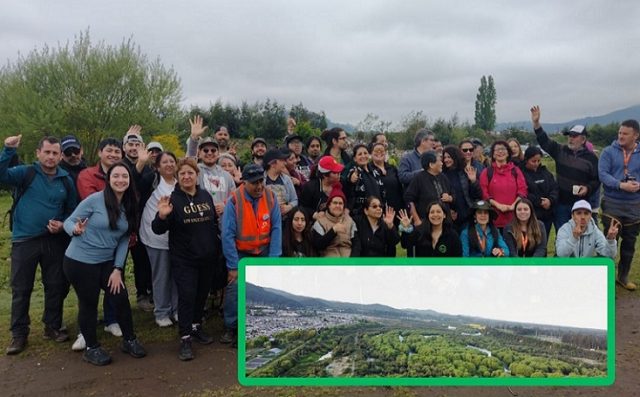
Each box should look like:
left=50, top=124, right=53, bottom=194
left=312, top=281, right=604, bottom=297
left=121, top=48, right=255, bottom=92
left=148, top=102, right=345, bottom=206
left=369, top=204, right=382, bottom=209
left=461, top=148, right=474, bottom=153
left=64, top=148, right=80, bottom=156
left=202, top=148, right=218, bottom=153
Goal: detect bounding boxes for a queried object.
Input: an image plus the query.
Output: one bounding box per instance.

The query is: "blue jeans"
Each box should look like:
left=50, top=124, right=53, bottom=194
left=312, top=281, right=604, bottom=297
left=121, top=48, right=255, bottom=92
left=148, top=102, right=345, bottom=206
left=223, top=280, right=238, bottom=330
left=553, top=203, right=572, bottom=232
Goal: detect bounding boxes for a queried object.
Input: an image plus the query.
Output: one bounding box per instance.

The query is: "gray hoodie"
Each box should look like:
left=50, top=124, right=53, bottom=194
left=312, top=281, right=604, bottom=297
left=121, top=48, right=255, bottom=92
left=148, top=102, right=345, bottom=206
left=555, top=218, right=617, bottom=258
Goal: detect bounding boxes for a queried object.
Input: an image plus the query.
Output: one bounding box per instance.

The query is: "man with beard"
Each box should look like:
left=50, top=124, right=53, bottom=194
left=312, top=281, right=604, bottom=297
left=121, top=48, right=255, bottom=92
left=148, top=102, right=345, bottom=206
left=249, top=138, right=267, bottom=167
left=59, top=135, right=87, bottom=182
left=531, top=106, right=600, bottom=230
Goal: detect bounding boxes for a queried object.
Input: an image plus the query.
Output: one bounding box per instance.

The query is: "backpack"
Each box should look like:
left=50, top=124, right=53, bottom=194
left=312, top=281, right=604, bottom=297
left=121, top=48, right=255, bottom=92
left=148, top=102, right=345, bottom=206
left=5, top=166, right=73, bottom=231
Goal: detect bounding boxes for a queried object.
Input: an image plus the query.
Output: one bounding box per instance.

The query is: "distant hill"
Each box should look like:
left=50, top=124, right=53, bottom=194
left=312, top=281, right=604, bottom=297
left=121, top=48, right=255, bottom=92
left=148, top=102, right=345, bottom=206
left=247, top=283, right=605, bottom=333
left=326, top=119, right=355, bottom=133
left=496, top=104, right=640, bottom=133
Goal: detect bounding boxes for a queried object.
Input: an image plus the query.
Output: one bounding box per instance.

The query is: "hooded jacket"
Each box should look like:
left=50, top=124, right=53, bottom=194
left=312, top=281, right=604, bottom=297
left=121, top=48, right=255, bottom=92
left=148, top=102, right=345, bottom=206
left=555, top=218, right=617, bottom=258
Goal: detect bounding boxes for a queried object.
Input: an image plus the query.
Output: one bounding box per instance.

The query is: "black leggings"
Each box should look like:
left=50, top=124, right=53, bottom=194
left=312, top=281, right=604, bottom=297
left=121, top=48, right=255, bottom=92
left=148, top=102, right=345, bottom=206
left=63, top=256, right=136, bottom=348
left=172, top=257, right=213, bottom=337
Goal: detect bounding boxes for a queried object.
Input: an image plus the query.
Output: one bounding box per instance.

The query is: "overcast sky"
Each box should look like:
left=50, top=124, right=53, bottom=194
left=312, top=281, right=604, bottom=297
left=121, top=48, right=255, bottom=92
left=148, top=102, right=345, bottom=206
left=2, top=1, right=638, bottom=127
left=246, top=265, right=608, bottom=330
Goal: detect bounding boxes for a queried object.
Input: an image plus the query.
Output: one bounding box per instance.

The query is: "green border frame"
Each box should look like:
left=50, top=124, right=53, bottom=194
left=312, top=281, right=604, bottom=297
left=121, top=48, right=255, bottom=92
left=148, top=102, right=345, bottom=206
left=238, top=257, right=615, bottom=387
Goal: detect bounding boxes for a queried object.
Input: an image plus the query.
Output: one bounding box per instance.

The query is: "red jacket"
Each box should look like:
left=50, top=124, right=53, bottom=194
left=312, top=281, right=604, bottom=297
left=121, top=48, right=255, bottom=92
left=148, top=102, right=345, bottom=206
left=76, top=164, right=106, bottom=200
left=480, top=162, right=528, bottom=228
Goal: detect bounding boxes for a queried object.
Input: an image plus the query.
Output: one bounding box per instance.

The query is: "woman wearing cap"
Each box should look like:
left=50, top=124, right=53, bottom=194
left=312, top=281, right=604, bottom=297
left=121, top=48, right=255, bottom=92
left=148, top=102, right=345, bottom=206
left=442, top=145, right=482, bottom=230
left=520, top=146, right=558, bottom=237
left=399, top=201, right=462, bottom=257
left=503, top=198, right=547, bottom=257
left=300, top=156, right=344, bottom=217
left=152, top=158, right=219, bottom=361
left=342, top=144, right=384, bottom=217
left=138, top=151, right=178, bottom=328
left=350, top=196, right=399, bottom=257
left=311, top=184, right=357, bottom=257
left=460, top=200, right=509, bottom=257
left=479, top=141, right=528, bottom=230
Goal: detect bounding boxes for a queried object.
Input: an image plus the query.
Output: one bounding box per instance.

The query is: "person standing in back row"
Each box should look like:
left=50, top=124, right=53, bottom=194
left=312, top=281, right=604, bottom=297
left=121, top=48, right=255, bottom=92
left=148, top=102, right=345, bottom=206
left=598, top=119, right=640, bottom=290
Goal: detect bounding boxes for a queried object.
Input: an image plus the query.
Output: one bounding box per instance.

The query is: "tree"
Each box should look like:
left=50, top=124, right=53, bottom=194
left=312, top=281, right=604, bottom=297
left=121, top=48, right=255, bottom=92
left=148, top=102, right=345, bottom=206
left=0, top=29, right=182, bottom=162
left=474, top=75, right=497, bottom=132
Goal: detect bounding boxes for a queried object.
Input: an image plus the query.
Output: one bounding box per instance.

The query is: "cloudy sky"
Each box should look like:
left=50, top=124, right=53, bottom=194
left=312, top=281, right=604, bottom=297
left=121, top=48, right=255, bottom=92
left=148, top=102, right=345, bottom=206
left=2, top=1, right=638, bottom=127
left=246, top=265, right=608, bottom=330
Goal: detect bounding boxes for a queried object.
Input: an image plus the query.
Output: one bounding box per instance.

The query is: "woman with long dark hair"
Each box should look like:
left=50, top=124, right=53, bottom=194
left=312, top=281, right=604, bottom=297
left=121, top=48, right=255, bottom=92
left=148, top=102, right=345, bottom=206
left=399, top=201, right=462, bottom=257
left=520, top=146, right=559, bottom=237
left=342, top=144, right=384, bottom=216
left=282, top=207, right=316, bottom=257
left=350, top=196, right=399, bottom=257
left=442, top=145, right=482, bottom=229
left=369, top=142, right=404, bottom=215
left=460, top=200, right=510, bottom=257
left=503, top=198, right=547, bottom=257
left=63, top=162, right=146, bottom=366
left=152, top=158, right=219, bottom=361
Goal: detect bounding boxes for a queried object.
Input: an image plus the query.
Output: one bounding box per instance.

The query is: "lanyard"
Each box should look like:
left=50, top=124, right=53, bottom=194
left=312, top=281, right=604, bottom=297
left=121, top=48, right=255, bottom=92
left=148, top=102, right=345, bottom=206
left=623, top=143, right=637, bottom=175
left=521, top=233, right=528, bottom=255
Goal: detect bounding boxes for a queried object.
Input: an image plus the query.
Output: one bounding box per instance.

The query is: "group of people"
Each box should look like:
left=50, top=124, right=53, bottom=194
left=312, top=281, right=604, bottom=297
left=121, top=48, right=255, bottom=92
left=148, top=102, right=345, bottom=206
left=3, top=105, right=639, bottom=366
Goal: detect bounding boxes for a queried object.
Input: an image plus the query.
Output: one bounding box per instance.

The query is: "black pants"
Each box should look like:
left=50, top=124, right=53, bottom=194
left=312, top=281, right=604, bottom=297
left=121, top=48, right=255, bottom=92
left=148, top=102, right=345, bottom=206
left=602, top=215, right=640, bottom=281
left=63, top=256, right=136, bottom=348
left=10, top=234, right=69, bottom=338
left=172, top=257, right=213, bottom=337
left=131, top=240, right=153, bottom=298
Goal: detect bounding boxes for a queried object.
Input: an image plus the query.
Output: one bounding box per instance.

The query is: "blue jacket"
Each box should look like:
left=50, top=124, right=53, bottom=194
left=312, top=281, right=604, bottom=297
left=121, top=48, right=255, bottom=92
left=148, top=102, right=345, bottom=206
left=63, top=191, right=130, bottom=267
left=460, top=223, right=510, bottom=257
left=598, top=140, right=640, bottom=204
left=0, top=147, right=77, bottom=241
left=221, top=187, right=282, bottom=270
left=398, top=149, right=423, bottom=187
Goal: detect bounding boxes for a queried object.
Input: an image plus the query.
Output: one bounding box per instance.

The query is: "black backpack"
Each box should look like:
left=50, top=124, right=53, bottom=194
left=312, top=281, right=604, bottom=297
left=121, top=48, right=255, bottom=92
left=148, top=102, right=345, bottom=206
left=5, top=166, right=73, bottom=231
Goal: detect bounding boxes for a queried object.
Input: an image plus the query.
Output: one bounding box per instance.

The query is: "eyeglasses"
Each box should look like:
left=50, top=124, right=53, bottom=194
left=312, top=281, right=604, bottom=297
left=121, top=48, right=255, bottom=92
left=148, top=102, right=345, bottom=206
left=369, top=204, right=382, bottom=209
left=202, top=148, right=218, bottom=154
left=64, top=148, right=80, bottom=156
left=461, top=148, right=474, bottom=153
left=568, top=133, right=581, bottom=138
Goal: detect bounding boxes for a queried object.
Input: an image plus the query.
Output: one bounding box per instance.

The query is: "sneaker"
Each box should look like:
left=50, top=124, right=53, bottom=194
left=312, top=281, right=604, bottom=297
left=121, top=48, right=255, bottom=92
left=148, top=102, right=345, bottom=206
left=191, top=325, right=213, bottom=345
left=121, top=338, right=146, bottom=358
left=219, top=328, right=236, bottom=344
left=616, top=278, right=637, bottom=291
left=83, top=346, right=112, bottom=366
left=179, top=337, right=193, bottom=361
left=104, top=323, right=123, bottom=337
left=6, top=336, right=27, bottom=355
left=137, top=296, right=154, bottom=312
left=155, top=317, right=174, bottom=328
left=72, top=334, right=86, bottom=351
left=43, top=326, right=70, bottom=343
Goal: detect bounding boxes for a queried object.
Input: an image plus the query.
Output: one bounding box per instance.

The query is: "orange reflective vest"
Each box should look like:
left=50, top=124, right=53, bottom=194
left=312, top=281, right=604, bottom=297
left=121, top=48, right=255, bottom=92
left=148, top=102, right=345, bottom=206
left=231, top=185, right=274, bottom=255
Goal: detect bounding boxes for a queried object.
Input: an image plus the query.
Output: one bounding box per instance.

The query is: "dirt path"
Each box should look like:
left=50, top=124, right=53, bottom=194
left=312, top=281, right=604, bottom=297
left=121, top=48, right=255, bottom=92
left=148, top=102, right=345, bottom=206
left=1, top=296, right=638, bottom=397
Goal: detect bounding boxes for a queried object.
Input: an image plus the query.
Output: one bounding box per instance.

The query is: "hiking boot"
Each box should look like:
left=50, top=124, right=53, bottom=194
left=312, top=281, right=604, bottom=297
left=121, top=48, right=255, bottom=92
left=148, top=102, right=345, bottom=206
left=121, top=338, right=146, bottom=358
left=616, top=278, right=637, bottom=291
left=43, top=326, right=70, bottom=343
left=104, top=323, right=123, bottom=337
left=137, top=295, right=154, bottom=312
left=83, top=346, right=112, bottom=366
left=219, top=328, right=236, bottom=345
left=6, top=336, right=27, bottom=355
left=72, top=334, right=86, bottom=351
left=179, top=337, right=194, bottom=361
left=191, top=325, right=213, bottom=345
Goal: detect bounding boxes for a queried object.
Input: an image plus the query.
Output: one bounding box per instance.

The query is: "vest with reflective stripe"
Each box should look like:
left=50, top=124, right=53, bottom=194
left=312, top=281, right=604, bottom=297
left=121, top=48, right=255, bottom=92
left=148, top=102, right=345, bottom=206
left=232, top=185, right=274, bottom=255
